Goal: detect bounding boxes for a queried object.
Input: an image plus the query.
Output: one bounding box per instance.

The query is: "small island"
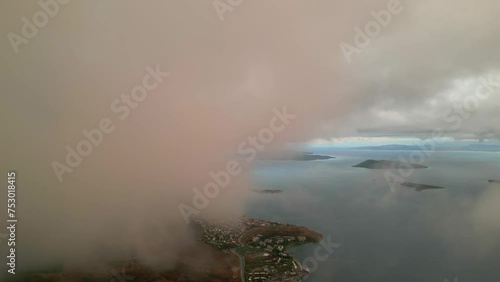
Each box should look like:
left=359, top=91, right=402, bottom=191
left=252, top=189, right=283, bottom=194
left=260, top=150, right=334, bottom=161
left=292, top=152, right=334, bottom=161
left=401, top=181, right=445, bottom=192
left=488, top=179, right=500, bottom=184
left=352, top=159, right=427, bottom=169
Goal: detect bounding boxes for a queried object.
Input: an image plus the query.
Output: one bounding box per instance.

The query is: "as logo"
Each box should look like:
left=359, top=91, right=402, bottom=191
left=110, top=267, right=134, bottom=282
left=443, top=277, right=458, bottom=282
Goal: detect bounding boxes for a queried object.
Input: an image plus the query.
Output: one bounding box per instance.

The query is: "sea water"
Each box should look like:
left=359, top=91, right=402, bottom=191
left=245, top=148, right=500, bottom=282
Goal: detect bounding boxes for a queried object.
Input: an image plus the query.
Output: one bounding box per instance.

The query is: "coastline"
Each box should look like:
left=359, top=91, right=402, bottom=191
left=197, top=217, right=322, bottom=281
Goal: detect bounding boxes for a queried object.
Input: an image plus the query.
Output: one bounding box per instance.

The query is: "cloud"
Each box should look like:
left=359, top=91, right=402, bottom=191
left=1, top=0, right=500, bottom=273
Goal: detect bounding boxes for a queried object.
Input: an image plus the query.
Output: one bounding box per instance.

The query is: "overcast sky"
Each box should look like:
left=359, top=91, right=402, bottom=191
left=2, top=0, right=500, bottom=143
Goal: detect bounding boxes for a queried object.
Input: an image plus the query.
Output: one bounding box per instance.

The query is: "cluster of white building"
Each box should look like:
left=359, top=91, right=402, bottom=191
left=246, top=235, right=310, bottom=281
left=194, top=217, right=282, bottom=249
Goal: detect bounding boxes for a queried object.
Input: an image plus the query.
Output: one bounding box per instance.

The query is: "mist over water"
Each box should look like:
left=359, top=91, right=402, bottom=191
left=246, top=148, right=500, bottom=282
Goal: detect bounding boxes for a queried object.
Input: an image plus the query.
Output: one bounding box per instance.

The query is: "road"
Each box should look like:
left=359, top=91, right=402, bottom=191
left=232, top=233, right=248, bottom=282
left=230, top=249, right=245, bottom=282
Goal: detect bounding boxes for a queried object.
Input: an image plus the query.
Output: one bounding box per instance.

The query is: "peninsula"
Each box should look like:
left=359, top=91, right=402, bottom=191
left=195, top=216, right=322, bottom=281
left=11, top=217, right=321, bottom=282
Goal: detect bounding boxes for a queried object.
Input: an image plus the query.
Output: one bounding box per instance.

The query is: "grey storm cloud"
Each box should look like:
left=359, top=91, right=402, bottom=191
left=1, top=0, right=500, bottom=274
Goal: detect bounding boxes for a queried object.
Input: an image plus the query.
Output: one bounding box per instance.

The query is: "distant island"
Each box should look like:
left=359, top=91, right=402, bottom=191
left=352, top=159, right=427, bottom=169
left=351, top=143, right=500, bottom=152
left=259, top=150, right=334, bottom=161
left=488, top=179, right=500, bottom=184
left=401, top=182, right=445, bottom=192
left=252, top=189, right=283, bottom=194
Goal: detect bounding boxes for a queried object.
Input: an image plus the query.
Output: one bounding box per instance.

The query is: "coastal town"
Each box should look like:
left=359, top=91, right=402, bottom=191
left=194, top=216, right=322, bottom=282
